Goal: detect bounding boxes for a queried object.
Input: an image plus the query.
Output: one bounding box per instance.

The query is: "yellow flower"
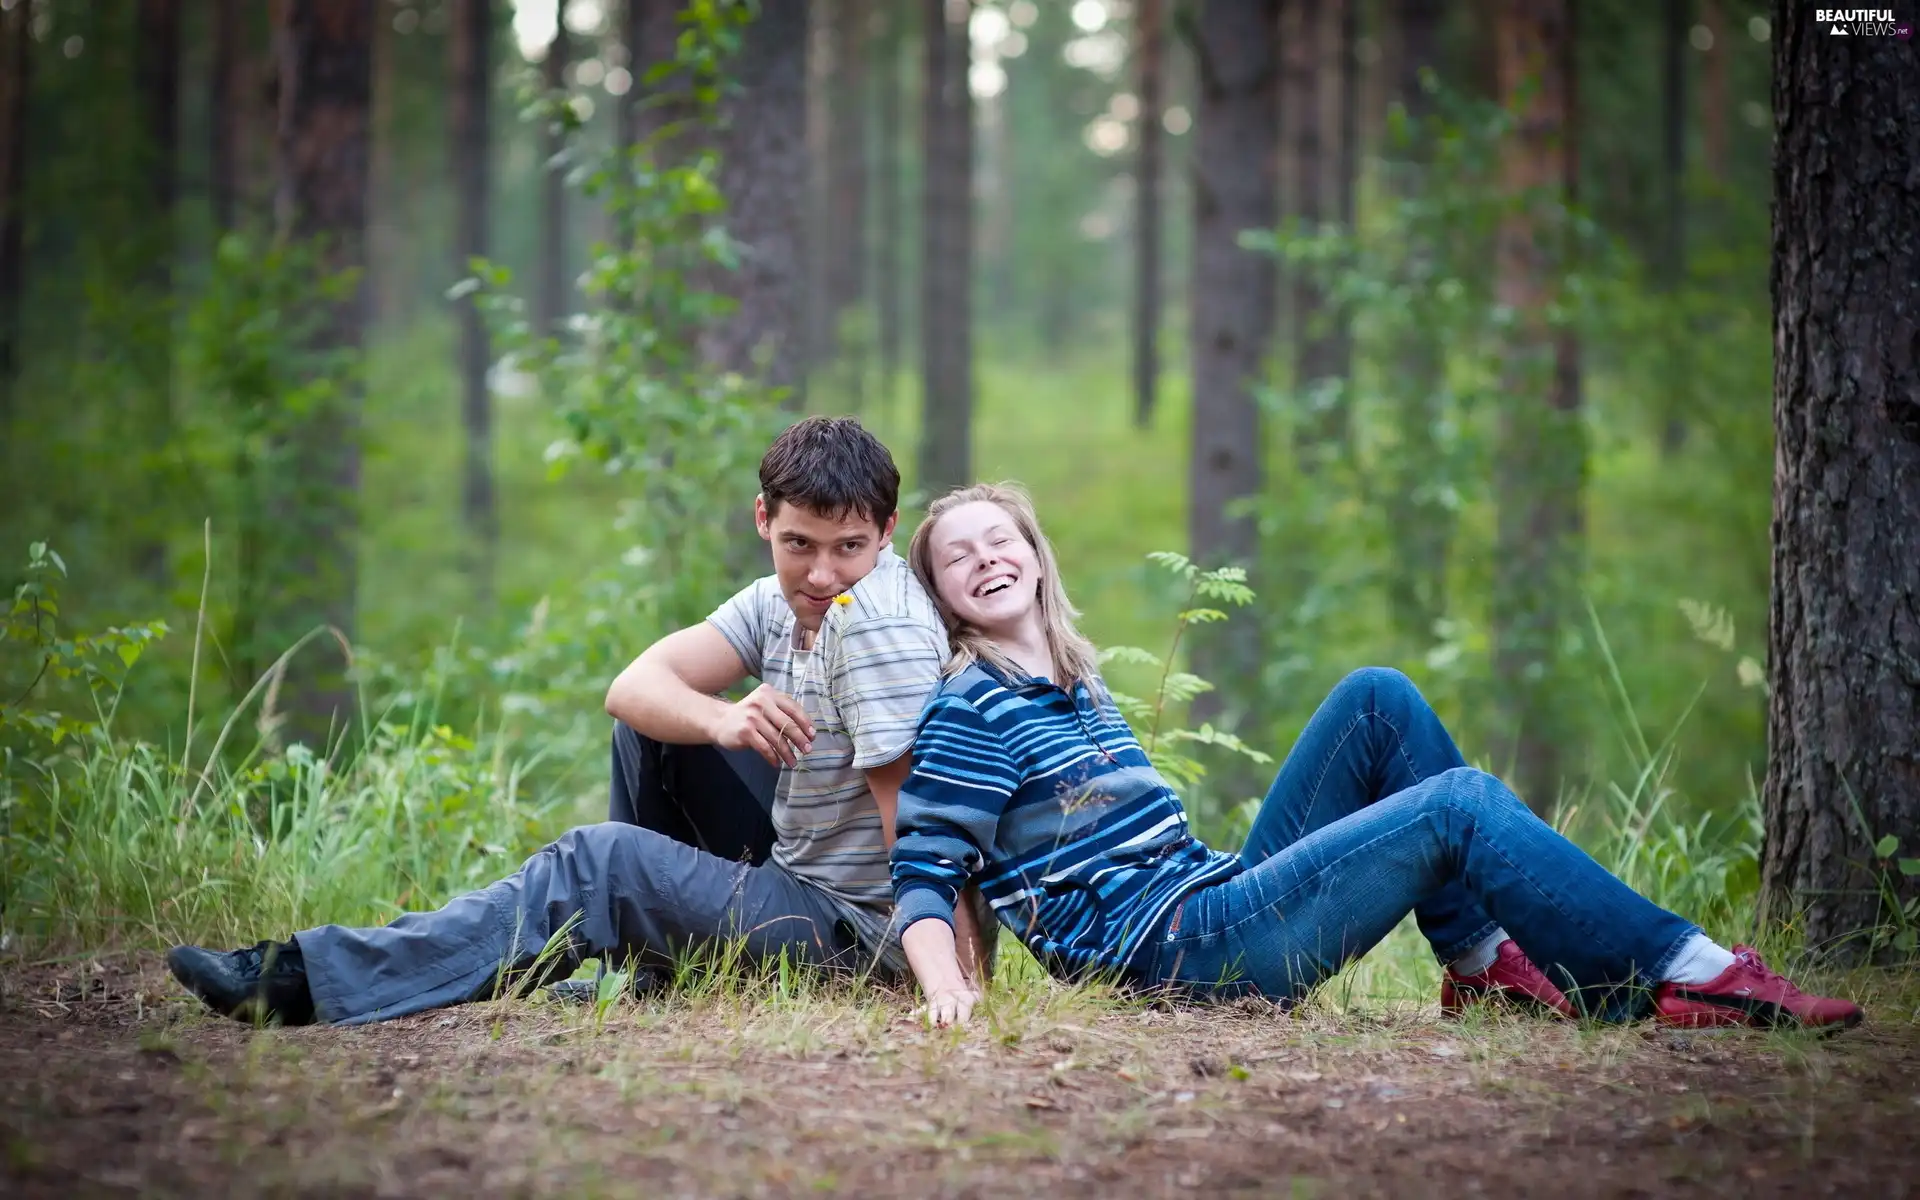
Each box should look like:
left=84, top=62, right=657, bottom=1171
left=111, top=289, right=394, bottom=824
left=833, top=593, right=853, bottom=606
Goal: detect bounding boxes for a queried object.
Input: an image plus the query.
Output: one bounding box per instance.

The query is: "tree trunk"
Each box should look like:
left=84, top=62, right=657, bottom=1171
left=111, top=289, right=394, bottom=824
left=0, top=0, right=29, bottom=437
left=1761, top=1, right=1920, bottom=960
left=704, top=0, right=810, bottom=400
left=538, top=0, right=570, bottom=336
left=1133, top=0, right=1165, bottom=429
left=451, top=0, right=495, bottom=602
left=1657, top=0, right=1688, bottom=455
left=1187, top=0, right=1279, bottom=724
left=829, top=0, right=869, bottom=317
left=134, top=0, right=182, bottom=584
left=267, top=0, right=373, bottom=744
left=1383, top=0, right=1449, bottom=649
left=367, top=0, right=401, bottom=324
left=1324, top=0, right=1357, bottom=447
left=875, top=1, right=905, bottom=413
left=210, top=0, right=239, bottom=231
left=1700, top=0, right=1726, bottom=184
left=1489, top=0, right=1581, bottom=814
left=918, top=0, right=972, bottom=497
left=1282, top=0, right=1339, bottom=459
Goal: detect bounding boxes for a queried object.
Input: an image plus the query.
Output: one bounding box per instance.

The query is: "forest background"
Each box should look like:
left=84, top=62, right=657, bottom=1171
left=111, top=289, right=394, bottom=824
left=0, top=0, right=1908, bottom=973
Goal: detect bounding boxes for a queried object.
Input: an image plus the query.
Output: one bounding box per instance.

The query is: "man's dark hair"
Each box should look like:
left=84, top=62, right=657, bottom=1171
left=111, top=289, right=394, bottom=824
left=759, top=416, right=900, bottom=528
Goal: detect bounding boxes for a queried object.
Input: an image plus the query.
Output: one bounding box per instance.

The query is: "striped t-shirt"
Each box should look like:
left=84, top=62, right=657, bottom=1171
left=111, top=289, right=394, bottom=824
left=708, top=545, right=947, bottom=960
left=891, top=661, right=1243, bottom=977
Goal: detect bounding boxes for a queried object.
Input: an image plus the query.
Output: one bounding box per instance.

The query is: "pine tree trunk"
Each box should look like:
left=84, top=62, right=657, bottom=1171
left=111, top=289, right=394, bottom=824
left=266, top=0, right=373, bottom=743
left=1187, top=0, right=1279, bottom=724
left=704, top=0, right=810, bottom=400
left=1384, top=0, right=1449, bottom=649
left=538, top=0, right=570, bottom=336
left=1761, top=2, right=1920, bottom=960
left=1133, top=0, right=1165, bottom=429
left=875, top=1, right=905, bottom=413
left=1323, top=0, right=1357, bottom=449
left=367, top=0, right=401, bottom=325
left=134, top=0, right=181, bottom=584
left=451, top=0, right=495, bottom=602
left=1700, top=0, right=1726, bottom=183
left=210, top=0, right=239, bottom=231
left=1490, top=0, right=1582, bottom=814
left=918, top=0, right=972, bottom=498
left=1283, top=0, right=1338, bottom=459
left=0, top=0, right=29, bottom=437
left=1658, top=0, right=1688, bottom=455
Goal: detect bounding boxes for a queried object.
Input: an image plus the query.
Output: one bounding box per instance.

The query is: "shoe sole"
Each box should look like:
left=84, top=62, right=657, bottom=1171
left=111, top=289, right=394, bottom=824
left=1655, top=994, right=1864, bottom=1034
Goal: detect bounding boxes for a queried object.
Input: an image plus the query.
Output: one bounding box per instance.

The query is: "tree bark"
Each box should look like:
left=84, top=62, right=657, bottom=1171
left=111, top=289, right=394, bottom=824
left=875, top=0, right=906, bottom=412
left=0, top=0, right=30, bottom=436
left=1133, top=0, right=1165, bottom=429
left=1282, top=0, right=1342, bottom=459
left=918, top=0, right=972, bottom=497
left=828, top=0, right=869, bottom=317
left=1700, top=0, right=1726, bottom=183
left=210, top=0, right=240, bottom=231
left=451, top=0, right=495, bottom=602
left=1383, top=0, right=1449, bottom=649
left=538, top=0, right=570, bottom=336
left=1187, top=0, right=1279, bottom=722
left=1658, top=0, right=1688, bottom=455
left=704, top=0, right=810, bottom=400
left=1490, top=0, right=1582, bottom=814
left=1761, top=1, right=1920, bottom=959
left=268, top=0, right=373, bottom=743
left=134, top=0, right=182, bottom=584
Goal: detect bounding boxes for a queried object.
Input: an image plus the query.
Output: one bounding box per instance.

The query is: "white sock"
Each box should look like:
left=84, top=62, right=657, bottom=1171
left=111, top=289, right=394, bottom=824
left=1660, top=933, right=1737, bottom=985
left=1450, top=928, right=1510, bottom=977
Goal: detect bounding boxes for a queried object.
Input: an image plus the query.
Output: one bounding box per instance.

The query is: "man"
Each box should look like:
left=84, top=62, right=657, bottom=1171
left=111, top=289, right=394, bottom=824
left=167, top=417, right=989, bottom=1025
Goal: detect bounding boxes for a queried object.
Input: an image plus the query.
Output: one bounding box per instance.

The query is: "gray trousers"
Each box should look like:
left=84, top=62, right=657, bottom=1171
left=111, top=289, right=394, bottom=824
left=297, top=822, right=873, bottom=1025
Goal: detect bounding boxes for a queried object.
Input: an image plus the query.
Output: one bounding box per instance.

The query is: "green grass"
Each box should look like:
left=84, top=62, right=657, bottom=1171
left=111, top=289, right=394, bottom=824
left=7, top=325, right=1913, bottom=1034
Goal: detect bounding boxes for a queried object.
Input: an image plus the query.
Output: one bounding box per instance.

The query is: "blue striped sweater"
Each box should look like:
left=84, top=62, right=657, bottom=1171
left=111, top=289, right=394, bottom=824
left=890, top=662, right=1243, bottom=976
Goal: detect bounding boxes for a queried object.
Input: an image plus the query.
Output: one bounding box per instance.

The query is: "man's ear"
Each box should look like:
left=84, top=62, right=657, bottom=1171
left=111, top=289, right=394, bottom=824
left=880, top=511, right=898, bottom=543
left=754, top=494, right=772, bottom=540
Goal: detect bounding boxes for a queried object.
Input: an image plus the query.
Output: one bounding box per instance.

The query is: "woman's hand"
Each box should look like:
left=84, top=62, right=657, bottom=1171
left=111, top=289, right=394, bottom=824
left=924, top=981, right=980, bottom=1028
left=902, top=916, right=979, bottom=1027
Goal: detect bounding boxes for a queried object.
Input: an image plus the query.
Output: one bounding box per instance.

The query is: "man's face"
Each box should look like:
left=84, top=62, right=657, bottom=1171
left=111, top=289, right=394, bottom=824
left=756, top=496, right=898, bottom=632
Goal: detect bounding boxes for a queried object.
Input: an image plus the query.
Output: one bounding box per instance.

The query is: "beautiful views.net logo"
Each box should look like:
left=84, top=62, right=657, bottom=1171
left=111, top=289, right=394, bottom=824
left=1814, top=8, right=1914, bottom=37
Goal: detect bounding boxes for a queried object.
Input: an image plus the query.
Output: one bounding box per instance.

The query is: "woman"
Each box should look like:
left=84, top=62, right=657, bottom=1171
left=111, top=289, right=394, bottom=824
left=888, top=484, right=1861, bottom=1031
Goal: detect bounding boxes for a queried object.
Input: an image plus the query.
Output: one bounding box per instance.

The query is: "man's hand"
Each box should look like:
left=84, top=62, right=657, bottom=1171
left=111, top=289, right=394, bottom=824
left=711, top=683, right=816, bottom=768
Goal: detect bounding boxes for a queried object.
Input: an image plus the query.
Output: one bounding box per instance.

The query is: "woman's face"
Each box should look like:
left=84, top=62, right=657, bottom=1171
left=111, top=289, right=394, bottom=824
left=928, top=500, right=1043, bottom=637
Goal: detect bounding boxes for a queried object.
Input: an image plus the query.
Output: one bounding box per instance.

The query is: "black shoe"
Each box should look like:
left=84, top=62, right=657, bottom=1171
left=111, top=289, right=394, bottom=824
left=166, top=939, right=317, bottom=1026
left=548, top=965, right=667, bottom=1006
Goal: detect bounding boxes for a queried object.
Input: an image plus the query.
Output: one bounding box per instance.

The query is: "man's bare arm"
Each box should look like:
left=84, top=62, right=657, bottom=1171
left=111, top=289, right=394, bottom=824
left=867, top=754, right=993, bottom=986
left=605, top=624, right=815, bottom=766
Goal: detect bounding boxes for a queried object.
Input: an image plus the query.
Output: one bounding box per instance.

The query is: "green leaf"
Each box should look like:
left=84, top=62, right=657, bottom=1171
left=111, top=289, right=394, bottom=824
left=1178, top=608, right=1227, bottom=625
left=1875, top=834, right=1900, bottom=859
left=1898, top=859, right=1920, bottom=878
left=1894, top=928, right=1918, bottom=954
left=116, top=642, right=143, bottom=668
left=1098, top=645, right=1162, bottom=668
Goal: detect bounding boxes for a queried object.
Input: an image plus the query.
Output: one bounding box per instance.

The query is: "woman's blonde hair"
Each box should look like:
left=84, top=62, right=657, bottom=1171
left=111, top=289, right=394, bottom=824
left=907, top=482, right=1103, bottom=694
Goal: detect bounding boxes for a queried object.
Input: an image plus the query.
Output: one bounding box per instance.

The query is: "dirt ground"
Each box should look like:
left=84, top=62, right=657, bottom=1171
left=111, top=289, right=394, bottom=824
left=2, top=955, right=1917, bottom=1199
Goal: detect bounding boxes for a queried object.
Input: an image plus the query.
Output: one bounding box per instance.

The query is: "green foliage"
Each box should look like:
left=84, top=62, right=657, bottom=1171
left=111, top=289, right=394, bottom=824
left=0, top=551, right=563, bottom=950
left=1, top=543, right=167, bottom=747
left=474, top=0, right=783, bottom=637
left=1102, top=553, right=1272, bottom=830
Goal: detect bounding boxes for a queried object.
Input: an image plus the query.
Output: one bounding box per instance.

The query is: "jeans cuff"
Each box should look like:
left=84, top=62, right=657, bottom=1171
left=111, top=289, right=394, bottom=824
left=1645, top=923, right=1705, bottom=984
left=1431, top=918, right=1502, bottom=966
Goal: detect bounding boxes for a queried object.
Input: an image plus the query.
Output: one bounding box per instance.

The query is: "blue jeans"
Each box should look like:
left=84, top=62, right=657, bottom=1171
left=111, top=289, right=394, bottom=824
left=1144, top=668, right=1698, bottom=1021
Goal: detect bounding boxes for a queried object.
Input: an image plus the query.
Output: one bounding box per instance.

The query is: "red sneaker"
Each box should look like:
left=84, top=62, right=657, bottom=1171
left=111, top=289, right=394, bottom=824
left=1441, top=938, right=1575, bottom=1019
left=1652, top=945, right=1863, bottom=1032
